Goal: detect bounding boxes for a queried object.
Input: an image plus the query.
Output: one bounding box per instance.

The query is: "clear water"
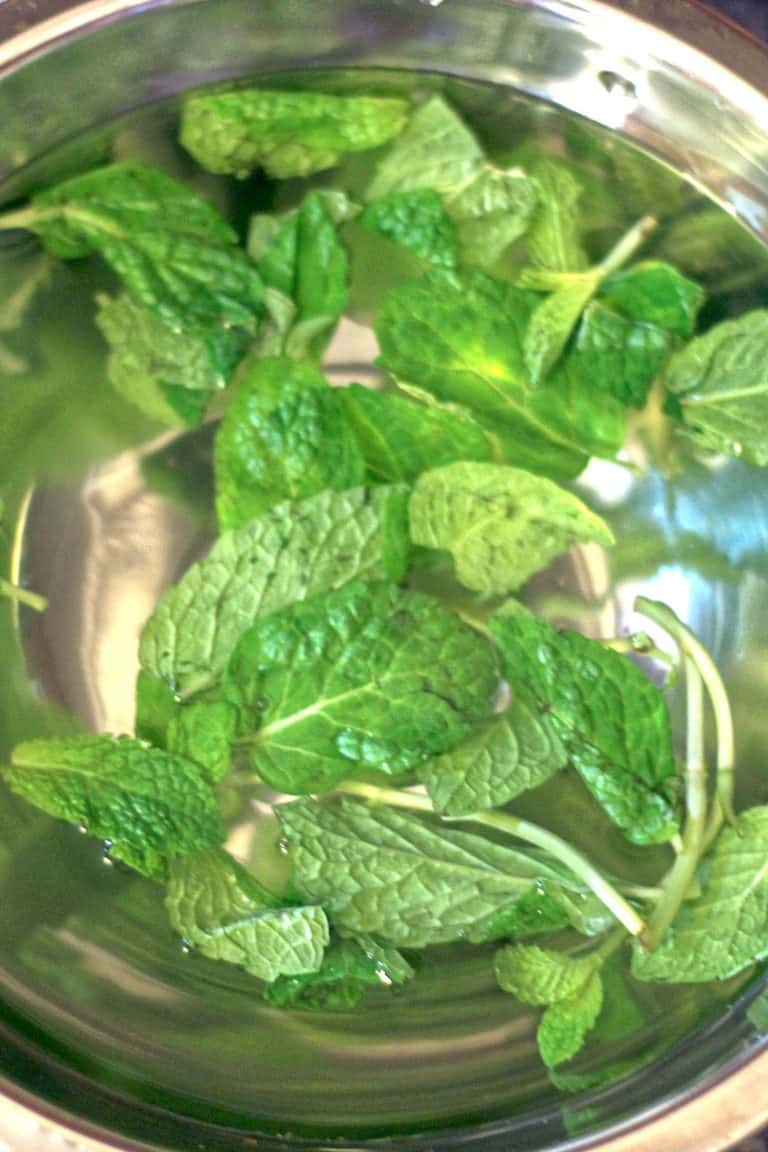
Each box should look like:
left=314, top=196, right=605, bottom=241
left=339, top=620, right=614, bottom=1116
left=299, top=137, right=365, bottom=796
left=1, top=72, right=768, bottom=1141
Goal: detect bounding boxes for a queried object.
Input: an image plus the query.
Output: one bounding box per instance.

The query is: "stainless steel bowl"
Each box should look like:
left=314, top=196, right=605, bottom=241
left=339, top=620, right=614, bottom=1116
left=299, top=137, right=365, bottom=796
left=2, top=1, right=768, bottom=1149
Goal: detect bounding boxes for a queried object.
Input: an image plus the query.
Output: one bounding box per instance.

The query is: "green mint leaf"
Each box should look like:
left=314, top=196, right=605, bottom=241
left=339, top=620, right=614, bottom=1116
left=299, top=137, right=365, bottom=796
left=375, top=269, right=624, bottom=478
left=263, top=935, right=414, bottom=1009
left=360, top=189, right=458, bottom=268
left=445, top=165, right=538, bottom=269
left=367, top=95, right=482, bottom=200
left=409, top=462, right=614, bottom=595
left=633, top=806, right=768, bottom=983
left=524, top=271, right=603, bottom=385
left=166, top=695, right=238, bottom=782
left=600, top=261, right=704, bottom=338
left=523, top=158, right=588, bottom=273
left=664, top=310, right=768, bottom=464
left=537, top=974, right=603, bottom=1068
left=658, top=207, right=766, bottom=294
left=227, top=581, right=498, bottom=794
left=96, top=293, right=243, bottom=427
left=166, top=847, right=328, bottom=980
left=214, top=357, right=364, bottom=532
left=3, top=735, right=223, bottom=877
left=279, top=797, right=582, bottom=947
left=495, top=943, right=600, bottom=1005
left=139, top=484, right=410, bottom=696
left=134, top=669, right=178, bottom=747
left=180, top=89, right=409, bottom=179
left=256, top=190, right=352, bottom=359
left=570, top=302, right=669, bottom=408
left=491, top=614, right=678, bottom=845
left=339, top=383, right=492, bottom=483
left=474, top=887, right=571, bottom=941
left=417, top=698, right=566, bottom=817
left=24, top=164, right=263, bottom=333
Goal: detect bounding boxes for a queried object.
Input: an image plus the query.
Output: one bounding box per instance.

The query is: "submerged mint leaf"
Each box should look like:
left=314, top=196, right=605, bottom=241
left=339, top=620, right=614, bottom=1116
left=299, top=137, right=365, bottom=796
left=139, top=485, right=411, bottom=696
left=3, top=735, right=223, bottom=877
left=264, top=935, right=414, bottom=1009
left=445, top=165, right=538, bottom=269
left=570, top=302, right=669, bottom=408
left=227, top=581, right=498, bottom=794
left=491, top=614, right=678, bottom=846
left=180, top=89, right=409, bottom=179
left=418, top=698, right=567, bottom=817
left=214, top=357, right=364, bottom=531
left=537, top=973, right=603, bottom=1068
left=279, top=797, right=582, bottom=947
left=360, top=189, right=457, bottom=268
left=664, top=310, right=768, bottom=464
left=375, top=269, right=624, bottom=478
left=600, top=261, right=704, bottom=338
left=339, top=384, right=493, bottom=484
left=166, top=847, right=328, bottom=980
left=166, top=696, right=238, bottom=782
left=524, top=271, right=603, bottom=385
left=523, top=158, right=588, bottom=273
left=633, top=806, right=768, bottom=983
left=409, top=462, right=614, bottom=595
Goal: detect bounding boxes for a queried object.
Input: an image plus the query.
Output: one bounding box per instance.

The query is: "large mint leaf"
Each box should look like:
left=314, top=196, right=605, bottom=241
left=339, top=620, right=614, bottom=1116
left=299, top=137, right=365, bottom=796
left=228, top=581, right=499, bottom=794
left=491, top=614, right=678, bottom=846
left=166, top=848, right=328, bottom=980
left=601, top=261, right=704, bottom=338
left=418, top=699, right=566, bottom=817
left=139, top=485, right=410, bottom=696
left=570, top=302, right=669, bottom=408
left=664, top=311, right=768, bottom=465
left=3, top=735, right=223, bottom=877
left=375, top=269, right=624, bottom=478
left=96, top=293, right=243, bottom=427
left=180, top=89, right=408, bottom=179
left=214, top=357, right=364, bottom=531
left=340, top=384, right=492, bottom=483
left=264, top=935, right=414, bottom=1009
left=279, top=797, right=582, bottom=947
left=633, top=807, right=768, bottom=983
left=409, top=462, right=614, bottom=595
left=360, top=189, right=457, bottom=268
left=20, top=164, right=263, bottom=333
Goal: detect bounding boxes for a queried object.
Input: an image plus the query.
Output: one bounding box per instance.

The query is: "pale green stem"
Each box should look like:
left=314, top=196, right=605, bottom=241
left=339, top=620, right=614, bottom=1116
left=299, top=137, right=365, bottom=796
left=0, top=577, right=47, bottom=612
left=601, top=632, right=677, bottom=671
left=335, top=780, right=648, bottom=942
left=635, top=596, right=735, bottom=825
left=599, top=214, right=658, bottom=277
left=644, top=656, right=708, bottom=950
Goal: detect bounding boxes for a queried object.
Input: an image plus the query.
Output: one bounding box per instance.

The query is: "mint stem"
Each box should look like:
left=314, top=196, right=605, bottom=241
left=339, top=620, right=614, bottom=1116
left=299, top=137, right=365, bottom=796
left=599, top=214, right=658, bottom=279
left=645, top=657, right=708, bottom=949
left=0, top=206, right=43, bottom=232
left=335, top=780, right=649, bottom=942
left=635, top=596, right=735, bottom=826
left=0, top=577, right=47, bottom=612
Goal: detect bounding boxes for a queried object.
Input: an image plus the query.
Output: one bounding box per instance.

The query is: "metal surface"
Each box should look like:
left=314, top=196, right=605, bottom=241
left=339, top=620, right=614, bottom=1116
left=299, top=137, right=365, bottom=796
left=1, top=1, right=768, bottom=1151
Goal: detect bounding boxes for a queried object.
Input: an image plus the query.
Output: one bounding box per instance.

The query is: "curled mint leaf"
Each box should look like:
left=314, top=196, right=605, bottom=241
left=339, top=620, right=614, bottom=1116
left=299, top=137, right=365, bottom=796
left=228, top=581, right=499, bottom=793
left=409, top=461, right=614, bottom=595
left=166, top=847, right=328, bottom=980
left=180, top=89, right=409, bottom=179
left=2, top=735, right=223, bottom=877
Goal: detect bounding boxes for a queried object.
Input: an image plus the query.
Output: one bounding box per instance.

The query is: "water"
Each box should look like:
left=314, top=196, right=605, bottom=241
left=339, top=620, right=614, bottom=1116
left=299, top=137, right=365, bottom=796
left=1, top=71, right=768, bottom=1142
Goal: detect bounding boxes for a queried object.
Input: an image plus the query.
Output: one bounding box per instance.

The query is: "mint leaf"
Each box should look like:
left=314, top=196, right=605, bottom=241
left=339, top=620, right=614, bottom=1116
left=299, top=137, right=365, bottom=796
left=214, top=357, right=364, bottom=531
left=228, top=581, right=498, bottom=794
left=523, top=158, right=588, bottom=272
left=264, top=935, right=414, bottom=1009
left=601, top=261, right=704, bottom=337
left=3, top=735, right=223, bottom=877
left=166, top=696, right=237, bottom=782
left=409, top=462, right=614, bottom=595
left=13, top=163, right=263, bottom=333
left=664, top=311, right=768, bottom=464
left=633, top=806, right=768, bottom=983
left=491, top=614, right=678, bottom=845
left=96, top=293, right=243, bottom=427
left=339, top=384, right=492, bottom=483
left=360, top=190, right=457, bottom=268
left=375, top=269, right=624, bottom=478
left=524, top=272, right=603, bottom=385
left=139, top=484, right=410, bottom=696
left=418, top=698, right=566, bottom=817
left=570, top=302, right=669, bottom=408
left=255, top=190, right=353, bottom=358
left=134, top=670, right=178, bottom=747
left=166, top=847, right=328, bottom=980
left=181, top=89, right=408, bottom=179
left=279, top=797, right=583, bottom=947
left=445, top=166, right=538, bottom=269
left=537, top=974, right=603, bottom=1068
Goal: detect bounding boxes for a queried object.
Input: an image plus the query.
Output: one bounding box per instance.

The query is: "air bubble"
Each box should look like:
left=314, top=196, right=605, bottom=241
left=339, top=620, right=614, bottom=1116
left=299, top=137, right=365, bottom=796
left=376, top=969, right=393, bottom=986
left=277, top=838, right=290, bottom=855
left=180, top=940, right=192, bottom=955
left=78, top=822, right=88, bottom=835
